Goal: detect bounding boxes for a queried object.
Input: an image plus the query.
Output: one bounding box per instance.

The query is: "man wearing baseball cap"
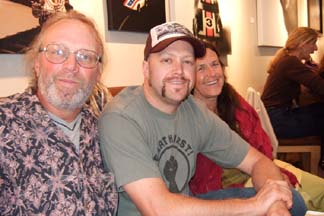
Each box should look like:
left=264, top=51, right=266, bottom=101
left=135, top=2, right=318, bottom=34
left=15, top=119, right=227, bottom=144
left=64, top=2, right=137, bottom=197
left=99, top=22, right=306, bottom=216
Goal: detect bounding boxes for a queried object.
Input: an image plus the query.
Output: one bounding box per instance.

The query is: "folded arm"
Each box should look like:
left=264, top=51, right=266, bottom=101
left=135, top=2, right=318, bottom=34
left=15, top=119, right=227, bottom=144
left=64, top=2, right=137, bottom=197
left=237, top=146, right=293, bottom=215
left=123, top=174, right=292, bottom=216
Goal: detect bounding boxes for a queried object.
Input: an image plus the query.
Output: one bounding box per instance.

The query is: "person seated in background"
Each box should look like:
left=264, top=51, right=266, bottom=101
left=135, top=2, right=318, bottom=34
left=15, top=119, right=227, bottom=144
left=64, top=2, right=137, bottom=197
left=99, top=21, right=306, bottom=216
left=0, top=10, right=117, bottom=215
left=261, top=27, right=324, bottom=170
left=189, top=40, right=324, bottom=212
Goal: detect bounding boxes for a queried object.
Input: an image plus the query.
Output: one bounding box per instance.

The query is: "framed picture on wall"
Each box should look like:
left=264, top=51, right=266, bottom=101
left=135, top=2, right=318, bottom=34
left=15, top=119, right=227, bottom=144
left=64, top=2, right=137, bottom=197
left=192, top=0, right=231, bottom=65
left=0, top=0, right=74, bottom=54
left=256, top=0, right=288, bottom=47
left=107, top=0, right=166, bottom=32
left=307, top=0, right=322, bottom=32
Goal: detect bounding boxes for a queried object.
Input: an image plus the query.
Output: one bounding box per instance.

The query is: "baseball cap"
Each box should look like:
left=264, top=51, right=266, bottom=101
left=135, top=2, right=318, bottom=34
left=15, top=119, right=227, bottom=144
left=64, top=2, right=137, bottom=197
left=144, top=21, right=205, bottom=60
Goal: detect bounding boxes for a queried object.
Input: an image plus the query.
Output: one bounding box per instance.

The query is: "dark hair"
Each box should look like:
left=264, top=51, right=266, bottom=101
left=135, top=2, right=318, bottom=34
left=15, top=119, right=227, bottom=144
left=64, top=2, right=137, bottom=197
left=218, top=82, right=242, bottom=134
left=198, top=40, right=244, bottom=135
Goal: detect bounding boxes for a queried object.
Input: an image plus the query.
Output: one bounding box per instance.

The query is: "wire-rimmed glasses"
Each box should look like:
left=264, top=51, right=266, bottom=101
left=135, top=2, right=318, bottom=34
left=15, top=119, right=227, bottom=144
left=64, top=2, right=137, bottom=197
left=39, top=43, right=102, bottom=69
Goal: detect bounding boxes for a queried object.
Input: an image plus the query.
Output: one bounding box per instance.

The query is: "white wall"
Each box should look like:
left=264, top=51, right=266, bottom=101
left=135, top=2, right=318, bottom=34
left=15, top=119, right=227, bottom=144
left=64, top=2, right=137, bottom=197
left=169, top=0, right=279, bottom=94
left=0, top=0, right=316, bottom=97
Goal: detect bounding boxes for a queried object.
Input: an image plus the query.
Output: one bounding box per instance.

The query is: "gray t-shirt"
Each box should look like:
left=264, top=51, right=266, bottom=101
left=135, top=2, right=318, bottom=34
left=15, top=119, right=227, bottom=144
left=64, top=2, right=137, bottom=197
left=99, top=86, right=249, bottom=216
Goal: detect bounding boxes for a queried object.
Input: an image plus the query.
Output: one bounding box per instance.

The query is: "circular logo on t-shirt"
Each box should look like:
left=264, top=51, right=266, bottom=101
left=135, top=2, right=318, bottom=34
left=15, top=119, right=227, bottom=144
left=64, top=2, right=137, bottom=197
left=158, top=145, right=190, bottom=193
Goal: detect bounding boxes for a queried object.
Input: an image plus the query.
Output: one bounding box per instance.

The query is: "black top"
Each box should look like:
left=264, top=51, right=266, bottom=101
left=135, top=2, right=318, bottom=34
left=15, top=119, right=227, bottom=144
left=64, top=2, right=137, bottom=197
left=261, top=55, right=324, bottom=108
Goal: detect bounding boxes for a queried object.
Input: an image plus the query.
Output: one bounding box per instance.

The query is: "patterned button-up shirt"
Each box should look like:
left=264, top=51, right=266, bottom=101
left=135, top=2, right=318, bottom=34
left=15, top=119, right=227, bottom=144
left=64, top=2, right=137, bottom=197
left=0, top=89, right=117, bottom=215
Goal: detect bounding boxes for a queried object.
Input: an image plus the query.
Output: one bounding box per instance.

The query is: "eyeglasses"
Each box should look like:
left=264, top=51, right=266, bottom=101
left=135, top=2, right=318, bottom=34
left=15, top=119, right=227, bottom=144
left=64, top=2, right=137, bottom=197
left=39, top=43, right=102, bottom=69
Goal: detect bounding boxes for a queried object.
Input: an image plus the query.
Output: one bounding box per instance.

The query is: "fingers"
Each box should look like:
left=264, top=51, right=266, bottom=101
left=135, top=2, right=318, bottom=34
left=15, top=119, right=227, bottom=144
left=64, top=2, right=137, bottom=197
left=255, top=179, right=293, bottom=212
left=269, top=179, right=293, bottom=208
left=266, top=201, right=291, bottom=216
left=266, top=179, right=293, bottom=208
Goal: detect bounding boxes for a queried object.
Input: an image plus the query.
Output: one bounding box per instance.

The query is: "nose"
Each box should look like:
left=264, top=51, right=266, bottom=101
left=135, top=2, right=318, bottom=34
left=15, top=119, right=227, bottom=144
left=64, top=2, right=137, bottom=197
left=314, top=44, right=318, bottom=51
left=172, top=60, right=184, bottom=75
left=63, top=53, right=78, bottom=72
left=206, top=66, right=216, bottom=77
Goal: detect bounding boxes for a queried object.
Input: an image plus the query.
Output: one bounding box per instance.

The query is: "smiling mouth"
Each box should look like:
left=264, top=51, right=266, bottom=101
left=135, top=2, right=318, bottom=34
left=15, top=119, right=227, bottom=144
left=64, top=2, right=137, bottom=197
left=161, top=79, right=191, bottom=98
left=56, top=78, right=81, bottom=89
left=206, top=80, right=218, bottom=85
left=164, top=78, right=189, bottom=85
left=204, top=76, right=223, bottom=85
left=169, top=80, right=187, bottom=85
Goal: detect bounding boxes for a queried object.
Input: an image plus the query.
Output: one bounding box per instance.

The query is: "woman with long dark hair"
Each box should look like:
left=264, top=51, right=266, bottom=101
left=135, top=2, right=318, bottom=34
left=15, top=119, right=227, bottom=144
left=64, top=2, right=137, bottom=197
left=190, top=41, right=324, bottom=212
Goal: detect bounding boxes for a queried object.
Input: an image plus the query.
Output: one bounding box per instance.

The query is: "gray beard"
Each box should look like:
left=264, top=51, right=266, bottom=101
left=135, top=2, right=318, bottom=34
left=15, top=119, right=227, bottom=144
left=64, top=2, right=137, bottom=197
left=38, top=75, right=94, bottom=110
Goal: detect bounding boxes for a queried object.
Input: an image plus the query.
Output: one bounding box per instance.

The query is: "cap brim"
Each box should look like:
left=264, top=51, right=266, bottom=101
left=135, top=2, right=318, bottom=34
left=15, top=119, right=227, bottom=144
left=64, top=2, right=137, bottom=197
left=150, top=36, right=206, bottom=58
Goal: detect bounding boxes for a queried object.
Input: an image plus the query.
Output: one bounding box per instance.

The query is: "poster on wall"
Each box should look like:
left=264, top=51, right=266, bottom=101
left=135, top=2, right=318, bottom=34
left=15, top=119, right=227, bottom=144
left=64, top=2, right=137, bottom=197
left=192, top=0, right=231, bottom=65
left=107, top=0, right=166, bottom=32
left=0, top=0, right=73, bottom=54
left=256, top=0, right=293, bottom=47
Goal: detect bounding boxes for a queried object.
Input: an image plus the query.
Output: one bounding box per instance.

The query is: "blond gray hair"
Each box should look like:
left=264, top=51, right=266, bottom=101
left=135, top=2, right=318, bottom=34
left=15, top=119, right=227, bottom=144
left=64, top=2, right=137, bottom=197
left=268, top=27, right=320, bottom=73
left=24, top=10, right=106, bottom=88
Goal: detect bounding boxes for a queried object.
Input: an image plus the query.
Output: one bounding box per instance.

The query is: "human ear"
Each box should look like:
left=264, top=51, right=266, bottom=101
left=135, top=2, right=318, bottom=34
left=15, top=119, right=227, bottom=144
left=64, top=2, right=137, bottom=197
left=34, top=56, right=40, bottom=77
left=143, top=60, right=149, bottom=78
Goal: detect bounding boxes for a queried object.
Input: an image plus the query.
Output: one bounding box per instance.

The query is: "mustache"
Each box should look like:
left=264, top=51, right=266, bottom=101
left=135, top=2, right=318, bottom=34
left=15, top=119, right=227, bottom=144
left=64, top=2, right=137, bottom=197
left=162, top=76, right=190, bottom=83
left=161, top=76, right=191, bottom=97
left=55, top=74, right=82, bottom=84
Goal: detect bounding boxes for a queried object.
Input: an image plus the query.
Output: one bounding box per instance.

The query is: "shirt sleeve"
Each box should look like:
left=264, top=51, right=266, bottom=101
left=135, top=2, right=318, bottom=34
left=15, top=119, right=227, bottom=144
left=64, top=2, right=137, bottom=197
left=283, top=57, right=324, bottom=95
left=99, top=112, right=161, bottom=191
left=196, top=103, right=250, bottom=169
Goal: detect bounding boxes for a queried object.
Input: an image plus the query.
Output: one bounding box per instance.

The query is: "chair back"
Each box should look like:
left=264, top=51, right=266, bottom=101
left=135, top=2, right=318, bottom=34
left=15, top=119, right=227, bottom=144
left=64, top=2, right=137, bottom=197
left=246, top=87, right=278, bottom=157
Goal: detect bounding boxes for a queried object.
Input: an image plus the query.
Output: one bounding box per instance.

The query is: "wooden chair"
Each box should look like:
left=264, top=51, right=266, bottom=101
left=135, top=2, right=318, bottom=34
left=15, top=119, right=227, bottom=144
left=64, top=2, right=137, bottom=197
left=276, top=136, right=321, bottom=175
left=245, top=88, right=322, bottom=175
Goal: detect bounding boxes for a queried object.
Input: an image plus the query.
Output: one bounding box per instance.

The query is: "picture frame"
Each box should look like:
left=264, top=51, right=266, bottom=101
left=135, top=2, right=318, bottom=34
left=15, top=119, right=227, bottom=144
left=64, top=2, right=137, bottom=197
left=107, top=0, right=166, bottom=33
left=193, top=0, right=231, bottom=65
left=256, top=0, right=288, bottom=47
left=307, top=0, right=322, bottom=33
left=0, top=0, right=74, bottom=54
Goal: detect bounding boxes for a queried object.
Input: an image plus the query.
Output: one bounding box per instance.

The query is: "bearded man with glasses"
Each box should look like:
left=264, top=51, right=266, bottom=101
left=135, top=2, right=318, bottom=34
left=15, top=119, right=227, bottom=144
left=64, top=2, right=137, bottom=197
left=0, top=10, right=117, bottom=215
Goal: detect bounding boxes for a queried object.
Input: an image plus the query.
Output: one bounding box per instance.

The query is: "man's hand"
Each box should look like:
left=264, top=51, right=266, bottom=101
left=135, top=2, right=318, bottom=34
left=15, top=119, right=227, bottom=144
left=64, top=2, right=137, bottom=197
left=266, top=201, right=291, bottom=216
left=253, top=179, right=292, bottom=215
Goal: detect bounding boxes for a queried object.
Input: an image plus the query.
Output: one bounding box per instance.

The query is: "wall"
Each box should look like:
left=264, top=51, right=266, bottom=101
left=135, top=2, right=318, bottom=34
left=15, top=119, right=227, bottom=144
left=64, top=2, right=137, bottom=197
left=171, top=0, right=280, bottom=94
left=0, top=0, right=317, bottom=97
